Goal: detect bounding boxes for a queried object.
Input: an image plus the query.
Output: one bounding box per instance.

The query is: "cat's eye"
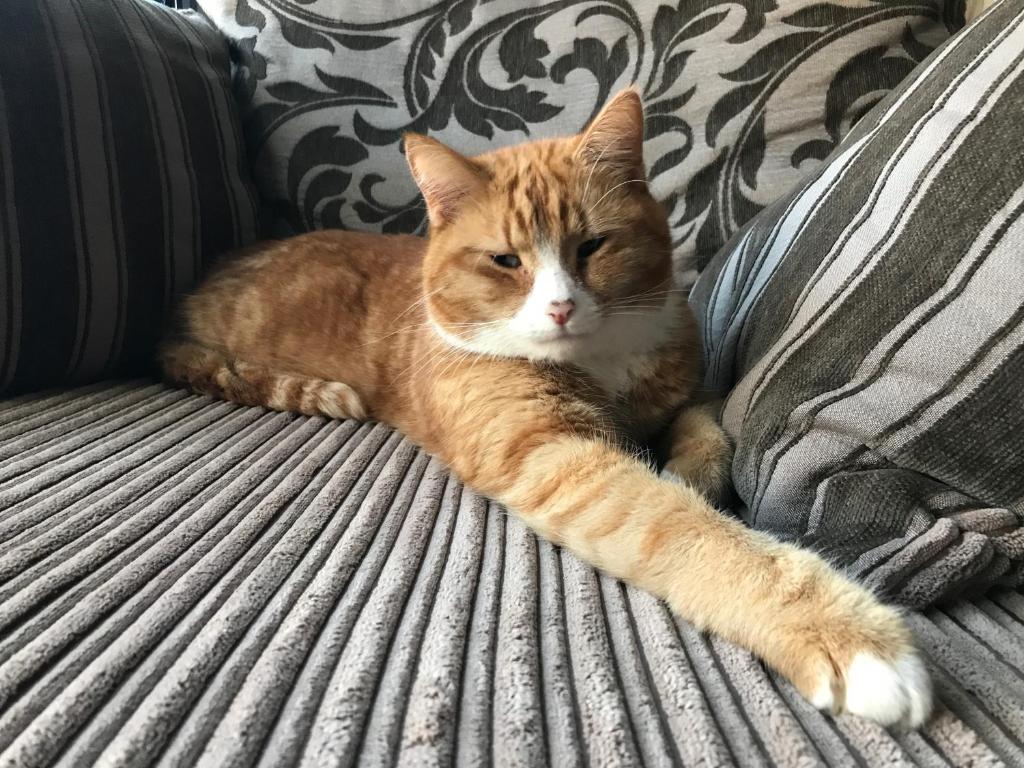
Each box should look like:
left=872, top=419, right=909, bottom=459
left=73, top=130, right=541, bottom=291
left=577, top=236, right=606, bottom=261
left=492, top=253, right=521, bottom=269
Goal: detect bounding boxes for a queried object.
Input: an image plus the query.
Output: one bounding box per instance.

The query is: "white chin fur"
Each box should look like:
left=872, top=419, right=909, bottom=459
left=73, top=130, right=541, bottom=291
left=814, top=652, right=933, bottom=729
left=430, top=292, right=683, bottom=394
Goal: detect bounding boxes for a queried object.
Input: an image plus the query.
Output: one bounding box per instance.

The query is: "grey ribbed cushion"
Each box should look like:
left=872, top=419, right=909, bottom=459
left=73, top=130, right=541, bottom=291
left=0, top=0, right=259, bottom=395
left=692, top=0, right=1024, bottom=608
left=1, top=381, right=1023, bottom=766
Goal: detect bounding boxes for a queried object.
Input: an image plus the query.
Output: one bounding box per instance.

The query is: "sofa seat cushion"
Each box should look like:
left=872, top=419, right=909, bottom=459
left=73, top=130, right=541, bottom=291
left=1, top=381, right=1022, bottom=766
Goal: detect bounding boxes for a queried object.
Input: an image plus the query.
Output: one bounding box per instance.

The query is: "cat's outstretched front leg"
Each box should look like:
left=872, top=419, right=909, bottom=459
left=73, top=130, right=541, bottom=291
left=448, top=412, right=932, bottom=728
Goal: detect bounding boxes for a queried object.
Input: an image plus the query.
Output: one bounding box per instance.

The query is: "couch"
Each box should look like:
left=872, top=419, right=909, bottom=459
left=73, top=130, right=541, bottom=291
left=1, top=1, right=1021, bottom=766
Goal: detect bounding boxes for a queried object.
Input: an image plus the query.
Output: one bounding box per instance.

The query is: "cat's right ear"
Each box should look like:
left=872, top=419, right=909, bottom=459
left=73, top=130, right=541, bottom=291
left=575, top=87, right=645, bottom=182
left=404, top=133, right=485, bottom=227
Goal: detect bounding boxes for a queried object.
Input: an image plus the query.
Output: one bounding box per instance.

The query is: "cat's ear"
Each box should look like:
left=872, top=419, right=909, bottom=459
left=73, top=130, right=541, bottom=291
left=404, top=133, right=485, bottom=227
left=576, top=87, right=646, bottom=181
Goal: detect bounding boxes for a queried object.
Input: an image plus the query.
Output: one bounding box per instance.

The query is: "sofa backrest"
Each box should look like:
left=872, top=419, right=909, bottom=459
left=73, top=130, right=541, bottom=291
left=199, top=0, right=966, bottom=283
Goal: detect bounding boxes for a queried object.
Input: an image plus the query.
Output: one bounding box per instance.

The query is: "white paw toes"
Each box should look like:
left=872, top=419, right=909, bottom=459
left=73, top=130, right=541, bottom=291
left=809, top=676, right=836, bottom=712
left=816, top=652, right=933, bottom=729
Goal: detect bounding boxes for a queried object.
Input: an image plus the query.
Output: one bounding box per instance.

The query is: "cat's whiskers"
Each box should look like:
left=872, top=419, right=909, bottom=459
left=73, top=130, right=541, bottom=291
left=601, top=285, right=689, bottom=314
left=606, top=303, right=671, bottom=311
left=466, top=347, right=490, bottom=376
left=601, top=299, right=671, bottom=314
left=605, top=297, right=677, bottom=308
left=390, top=322, right=500, bottom=386
left=360, top=284, right=453, bottom=348
left=363, top=303, right=504, bottom=350
left=443, top=320, right=506, bottom=328
left=612, top=284, right=688, bottom=301
left=392, top=283, right=447, bottom=323
left=393, top=344, right=459, bottom=387
left=605, top=297, right=670, bottom=308
left=603, top=313, right=661, bottom=319
left=436, top=343, right=492, bottom=383
left=586, top=178, right=649, bottom=216
left=436, top=347, right=475, bottom=382
left=580, top=136, right=620, bottom=211
left=388, top=336, right=455, bottom=386
left=358, top=321, right=436, bottom=348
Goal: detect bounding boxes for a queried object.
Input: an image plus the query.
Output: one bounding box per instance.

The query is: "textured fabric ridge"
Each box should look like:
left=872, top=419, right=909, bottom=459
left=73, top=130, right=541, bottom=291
left=0, top=382, right=1022, bottom=767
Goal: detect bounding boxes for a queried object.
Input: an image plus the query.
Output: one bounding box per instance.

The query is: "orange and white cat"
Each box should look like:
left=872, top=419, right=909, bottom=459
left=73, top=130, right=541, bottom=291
left=163, top=89, right=932, bottom=728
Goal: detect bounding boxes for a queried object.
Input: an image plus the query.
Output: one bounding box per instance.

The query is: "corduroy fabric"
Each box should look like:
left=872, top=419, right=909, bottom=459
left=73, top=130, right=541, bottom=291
left=0, top=381, right=1022, bottom=767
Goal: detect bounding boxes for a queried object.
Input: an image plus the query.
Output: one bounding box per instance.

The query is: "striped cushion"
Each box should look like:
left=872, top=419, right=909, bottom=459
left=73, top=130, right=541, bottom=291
left=692, top=0, right=1024, bottom=608
left=0, top=0, right=259, bottom=395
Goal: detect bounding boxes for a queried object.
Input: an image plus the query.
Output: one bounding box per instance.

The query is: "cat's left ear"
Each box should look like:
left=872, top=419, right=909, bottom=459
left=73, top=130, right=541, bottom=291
left=576, top=87, right=646, bottom=182
left=404, top=133, right=486, bottom=227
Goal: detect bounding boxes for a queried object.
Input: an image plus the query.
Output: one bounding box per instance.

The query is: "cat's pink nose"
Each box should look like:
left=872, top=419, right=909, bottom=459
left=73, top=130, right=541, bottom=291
left=548, top=300, right=575, bottom=326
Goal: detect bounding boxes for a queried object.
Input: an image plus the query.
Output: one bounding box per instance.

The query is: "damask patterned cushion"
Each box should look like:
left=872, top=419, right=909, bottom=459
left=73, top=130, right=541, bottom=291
left=199, top=0, right=963, bottom=283
left=691, top=0, right=1023, bottom=608
left=0, top=0, right=259, bottom=395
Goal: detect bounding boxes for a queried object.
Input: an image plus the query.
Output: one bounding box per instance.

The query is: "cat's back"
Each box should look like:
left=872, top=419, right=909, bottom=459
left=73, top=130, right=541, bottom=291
left=184, top=229, right=426, bottom=361
left=197, top=228, right=424, bottom=313
left=282, top=229, right=423, bottom=266
left=220, top=229, right=424, bottom=277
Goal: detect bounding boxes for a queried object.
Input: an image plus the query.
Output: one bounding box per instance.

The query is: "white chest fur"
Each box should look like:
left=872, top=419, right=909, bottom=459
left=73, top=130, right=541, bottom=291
left=573, top=293, right=685, bottom=398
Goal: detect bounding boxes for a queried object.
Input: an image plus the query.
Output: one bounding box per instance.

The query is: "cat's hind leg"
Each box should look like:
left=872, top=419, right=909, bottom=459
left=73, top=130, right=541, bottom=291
left=661, top=402, right=733, bottom=502
left=160, top=340, right=367, bottom=420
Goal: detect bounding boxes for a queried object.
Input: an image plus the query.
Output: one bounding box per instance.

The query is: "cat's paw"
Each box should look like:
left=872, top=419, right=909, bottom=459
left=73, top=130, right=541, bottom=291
left=769, top=550, right=933, bottom=729
left=660, top=433, right=733, bottom=503
left=810, top=649, right=932, bottom=729
left=661, top=405, right=734, bottom=503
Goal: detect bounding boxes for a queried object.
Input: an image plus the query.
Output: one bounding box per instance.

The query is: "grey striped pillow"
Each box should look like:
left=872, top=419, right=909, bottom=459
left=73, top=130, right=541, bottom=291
left=0, top=0, right=259, bottom=395
left=692, top=0, right=1023, bottom=608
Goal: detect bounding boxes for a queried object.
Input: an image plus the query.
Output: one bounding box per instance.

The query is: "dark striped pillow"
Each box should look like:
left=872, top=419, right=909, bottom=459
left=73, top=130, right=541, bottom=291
left=0, top=0, right=259, bottom=395
left=692, top=1, right=1024, bottom=608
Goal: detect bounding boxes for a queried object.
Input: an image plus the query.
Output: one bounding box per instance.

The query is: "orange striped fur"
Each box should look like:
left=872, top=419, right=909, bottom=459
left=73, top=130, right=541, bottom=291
left=163, top=89, right=931, bottom=728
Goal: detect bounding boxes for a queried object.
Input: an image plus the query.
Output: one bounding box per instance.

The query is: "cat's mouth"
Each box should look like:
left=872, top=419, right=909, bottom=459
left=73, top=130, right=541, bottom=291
left=529, top=326, right=594, bottom=344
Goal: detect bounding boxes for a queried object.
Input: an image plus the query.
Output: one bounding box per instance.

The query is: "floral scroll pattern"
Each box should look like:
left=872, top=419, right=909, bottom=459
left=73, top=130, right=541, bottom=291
left=201, top=0, right=961, bottom=279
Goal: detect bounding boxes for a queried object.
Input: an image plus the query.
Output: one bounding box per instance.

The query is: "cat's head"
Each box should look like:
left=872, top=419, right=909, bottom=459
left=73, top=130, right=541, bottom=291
left=404, top=88, right=675, bottom=364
